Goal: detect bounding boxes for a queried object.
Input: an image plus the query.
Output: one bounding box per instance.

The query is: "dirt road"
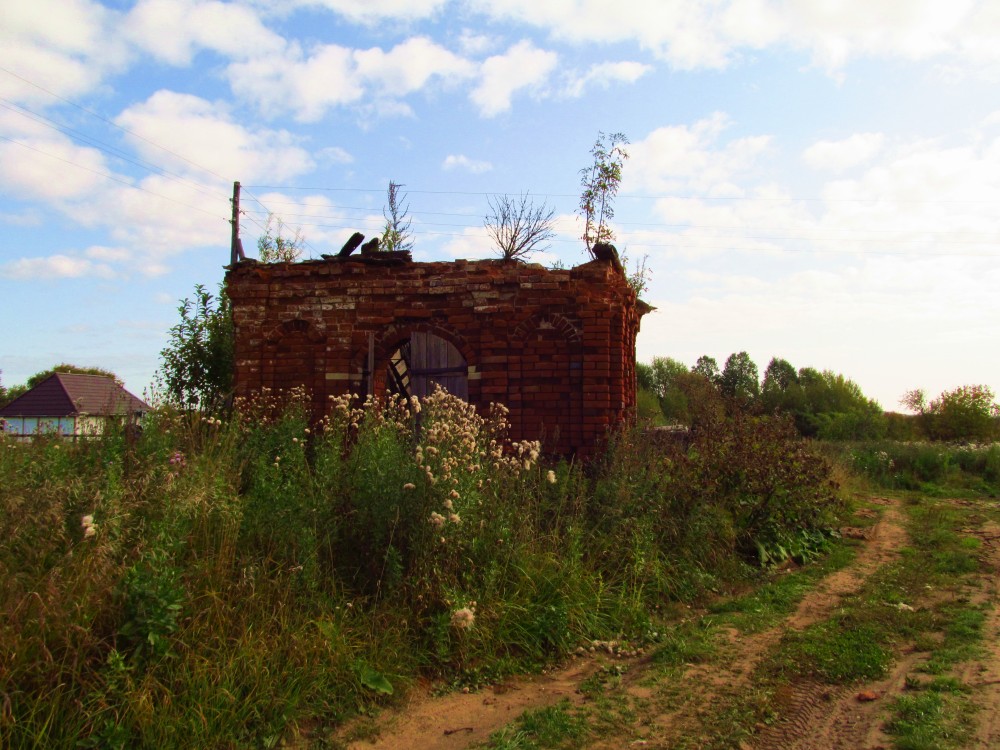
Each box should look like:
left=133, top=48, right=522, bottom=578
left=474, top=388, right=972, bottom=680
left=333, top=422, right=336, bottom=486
left=338, top=495, right=1000, bottom=750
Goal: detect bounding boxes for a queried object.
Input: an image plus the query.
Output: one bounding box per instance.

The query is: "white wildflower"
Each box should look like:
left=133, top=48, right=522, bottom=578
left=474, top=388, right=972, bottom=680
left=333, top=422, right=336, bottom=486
left=450, top=606, right=476, bottom=630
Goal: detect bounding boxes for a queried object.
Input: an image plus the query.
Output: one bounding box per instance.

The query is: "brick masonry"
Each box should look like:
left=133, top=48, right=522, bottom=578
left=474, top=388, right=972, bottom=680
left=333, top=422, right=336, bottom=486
left=226, top=255, right=650, bottom=457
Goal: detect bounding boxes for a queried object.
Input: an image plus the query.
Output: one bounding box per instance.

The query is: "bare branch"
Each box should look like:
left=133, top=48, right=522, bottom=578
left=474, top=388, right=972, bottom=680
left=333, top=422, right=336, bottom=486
left=484, top=193, right=556, bottom=262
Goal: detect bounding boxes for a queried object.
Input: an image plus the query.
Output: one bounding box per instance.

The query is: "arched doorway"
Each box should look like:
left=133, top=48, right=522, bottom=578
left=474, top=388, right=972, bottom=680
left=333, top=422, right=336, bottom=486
left=385, top=331, right=468, bottom=400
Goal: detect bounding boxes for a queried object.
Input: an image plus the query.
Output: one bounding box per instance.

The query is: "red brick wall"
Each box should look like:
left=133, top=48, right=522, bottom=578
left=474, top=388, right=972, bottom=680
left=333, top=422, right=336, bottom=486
left=226, top=256, right=648, bottom=457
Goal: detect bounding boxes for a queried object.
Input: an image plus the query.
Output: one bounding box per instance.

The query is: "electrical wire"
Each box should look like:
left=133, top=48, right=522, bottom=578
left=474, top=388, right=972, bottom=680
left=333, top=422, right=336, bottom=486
left=0, top=134, right=228, bottom=220
left=0, top=98, right=231, bottom=203
left=0, top=65, right=231, bottom=183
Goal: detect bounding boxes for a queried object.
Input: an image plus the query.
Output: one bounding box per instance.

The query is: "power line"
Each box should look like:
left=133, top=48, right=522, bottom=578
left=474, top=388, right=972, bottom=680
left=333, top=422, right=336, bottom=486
left=242, top=183, right=998, bottom=205
left=0, top=134, right=228, bottom=220
left=0, top=98, right=231, bottom=203
left=0, top=65, right=230, bottom=183
left=240, top=186, right=323, bottom=259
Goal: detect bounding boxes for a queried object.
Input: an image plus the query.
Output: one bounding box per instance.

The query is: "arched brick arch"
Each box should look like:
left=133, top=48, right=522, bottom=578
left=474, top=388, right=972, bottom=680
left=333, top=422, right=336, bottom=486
left=510, top=312, right=584, bottom=454
left=349, top=321, right=475, bottom=402
left=512, top=312, right=582, bottom=344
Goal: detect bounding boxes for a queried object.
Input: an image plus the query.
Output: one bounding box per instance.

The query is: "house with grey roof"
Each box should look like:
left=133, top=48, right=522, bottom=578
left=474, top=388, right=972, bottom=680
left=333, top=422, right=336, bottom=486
left=0, top=372, right=149, bottom=440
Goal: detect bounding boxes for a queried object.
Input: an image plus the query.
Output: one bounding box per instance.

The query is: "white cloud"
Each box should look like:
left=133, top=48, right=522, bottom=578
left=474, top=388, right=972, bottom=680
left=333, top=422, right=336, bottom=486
left=123, top=0, right=285, bottom=65
left=354, top=36, right=475, bottom=97
left=114, top=90, right=315, bottom=182
left=626, top=113, right=771, bottom=195
left=85, top=246, right=133, bottom=262
left=317, top=146, right=354, bottom=164
left=228, top=37, right=474, bottom=121
left=476, top=0, right=1000, bottom=73
left=0, top=132, right=111, bottom=201
left=470, top=40, right=559, bottom=117
left=227, top=43, right=364, bottom=121
left=803, top=133, right=885, bottom=172
left=0, top=254, right=115, bottom=280
left=439, top=225, right=495, bottom=260
left=457, top=29, right=499, bottom=56
left=562, top=60, right=652, bottom=97
left=0, top=0, right=128, bottom=103
left=290, top=0, right=448, bottom=24
left=442, top=154, right=493, bottom=173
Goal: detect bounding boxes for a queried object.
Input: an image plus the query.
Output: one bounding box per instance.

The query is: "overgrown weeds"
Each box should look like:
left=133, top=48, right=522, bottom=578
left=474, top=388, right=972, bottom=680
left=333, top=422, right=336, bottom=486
left=0, top=387, right=843, bottom=748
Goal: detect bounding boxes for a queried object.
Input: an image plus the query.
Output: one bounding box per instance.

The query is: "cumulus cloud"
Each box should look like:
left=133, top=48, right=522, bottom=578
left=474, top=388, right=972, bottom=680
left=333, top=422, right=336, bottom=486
left=123, top=0, right=286, bottom=65
left=470, top=40, right=559, bottom=117
left=619, top=115, right=1000, bottom=408
left=228, top=37, right=475, bottom=121
left=354, top=36, right=476, bottom=96
left=115, top=90, right=315, bottom=182
left=442, top=154, right=493, bottom=173
left=227, top=43, right=363, bottom=122
left=439, top=225, right=495, bottom=260
left=803, top=133, right=885, bottom=172
left=0, top=132, right=111, bottom=201
left=0, top=0, right=128, bottom=102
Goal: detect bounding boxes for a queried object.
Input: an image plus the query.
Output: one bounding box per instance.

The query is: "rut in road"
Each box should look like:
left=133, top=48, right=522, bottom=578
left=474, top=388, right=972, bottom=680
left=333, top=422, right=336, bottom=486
left=338, top=496, right=908, bottom=750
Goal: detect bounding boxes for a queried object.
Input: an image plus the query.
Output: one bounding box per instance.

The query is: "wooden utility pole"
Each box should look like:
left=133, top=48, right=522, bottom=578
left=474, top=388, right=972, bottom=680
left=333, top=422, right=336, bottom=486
left=230, top=181, right=243, bottom=264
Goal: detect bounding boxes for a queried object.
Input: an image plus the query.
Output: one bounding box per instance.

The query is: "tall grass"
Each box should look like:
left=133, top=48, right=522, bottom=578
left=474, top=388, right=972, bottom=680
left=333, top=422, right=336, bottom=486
left=0, top=388, right=842, bottom=748
left=836, top=441, right=1000, bottom=496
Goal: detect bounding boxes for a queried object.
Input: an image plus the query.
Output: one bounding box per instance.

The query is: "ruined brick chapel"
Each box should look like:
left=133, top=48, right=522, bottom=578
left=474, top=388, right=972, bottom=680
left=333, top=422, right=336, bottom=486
left=226, top=245, right=650, bottom=457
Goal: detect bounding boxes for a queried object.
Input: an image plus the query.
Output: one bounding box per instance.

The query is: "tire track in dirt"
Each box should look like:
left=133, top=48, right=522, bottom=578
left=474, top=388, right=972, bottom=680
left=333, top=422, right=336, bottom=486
left=591, top=496, right=909, bottom=750
left=753, top=499, right=1000, bottom=750
left=748, top=496, right=909, bottom=750
left=331, top=496, right=908, bottom=750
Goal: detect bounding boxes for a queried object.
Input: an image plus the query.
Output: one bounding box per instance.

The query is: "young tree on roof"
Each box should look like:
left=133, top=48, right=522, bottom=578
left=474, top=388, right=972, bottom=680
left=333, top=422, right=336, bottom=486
left=484, top=192, right=556, bottom=262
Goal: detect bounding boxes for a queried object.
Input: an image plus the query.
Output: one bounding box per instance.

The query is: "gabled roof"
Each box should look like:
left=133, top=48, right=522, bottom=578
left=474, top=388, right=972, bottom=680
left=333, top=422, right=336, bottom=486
left=0, top=373, right=149, bottom=418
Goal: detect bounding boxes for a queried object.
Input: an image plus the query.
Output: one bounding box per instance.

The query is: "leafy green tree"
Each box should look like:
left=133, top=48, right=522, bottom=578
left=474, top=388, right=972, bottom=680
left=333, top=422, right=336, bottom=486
left=795, top=370, right=885, bottom=439
left=761, top=357, right=797, bottom=400
left=381, top=181, right=414, bottom=253
left=692, top=355, right=721, bottom=384
left=578, top=131, right=629, bottom=257
left=155, top=283, right=234, bottom=412
left=720, top=351, right=760, bottom=404
left=257, top=213, right=304, bottom=262
left=913, top=385, right=1000, bottom=441
left=636, top=362, right=655, bottom=393
left=645, top=356, right=688, bottom=422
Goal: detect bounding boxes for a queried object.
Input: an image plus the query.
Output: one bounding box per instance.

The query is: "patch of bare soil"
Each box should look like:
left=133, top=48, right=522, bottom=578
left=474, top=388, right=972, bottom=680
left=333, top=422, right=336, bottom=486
left=340, top=659, right=602, bottom=750
left=337, top=496, right=911, bottom=750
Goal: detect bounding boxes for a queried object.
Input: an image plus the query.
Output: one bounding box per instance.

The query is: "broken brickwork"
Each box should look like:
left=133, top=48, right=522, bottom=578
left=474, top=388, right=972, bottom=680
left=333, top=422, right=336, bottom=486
left=226, top=254, right=648, bottom=457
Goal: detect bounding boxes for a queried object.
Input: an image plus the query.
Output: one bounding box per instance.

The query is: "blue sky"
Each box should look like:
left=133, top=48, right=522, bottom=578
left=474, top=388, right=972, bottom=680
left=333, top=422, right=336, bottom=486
left=2, top=0, right=998, bottom=410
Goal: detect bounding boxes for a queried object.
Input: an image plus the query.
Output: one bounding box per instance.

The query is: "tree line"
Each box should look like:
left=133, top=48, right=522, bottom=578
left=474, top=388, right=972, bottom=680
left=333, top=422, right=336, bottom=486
left=637, top=352, right=999, bottom=443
